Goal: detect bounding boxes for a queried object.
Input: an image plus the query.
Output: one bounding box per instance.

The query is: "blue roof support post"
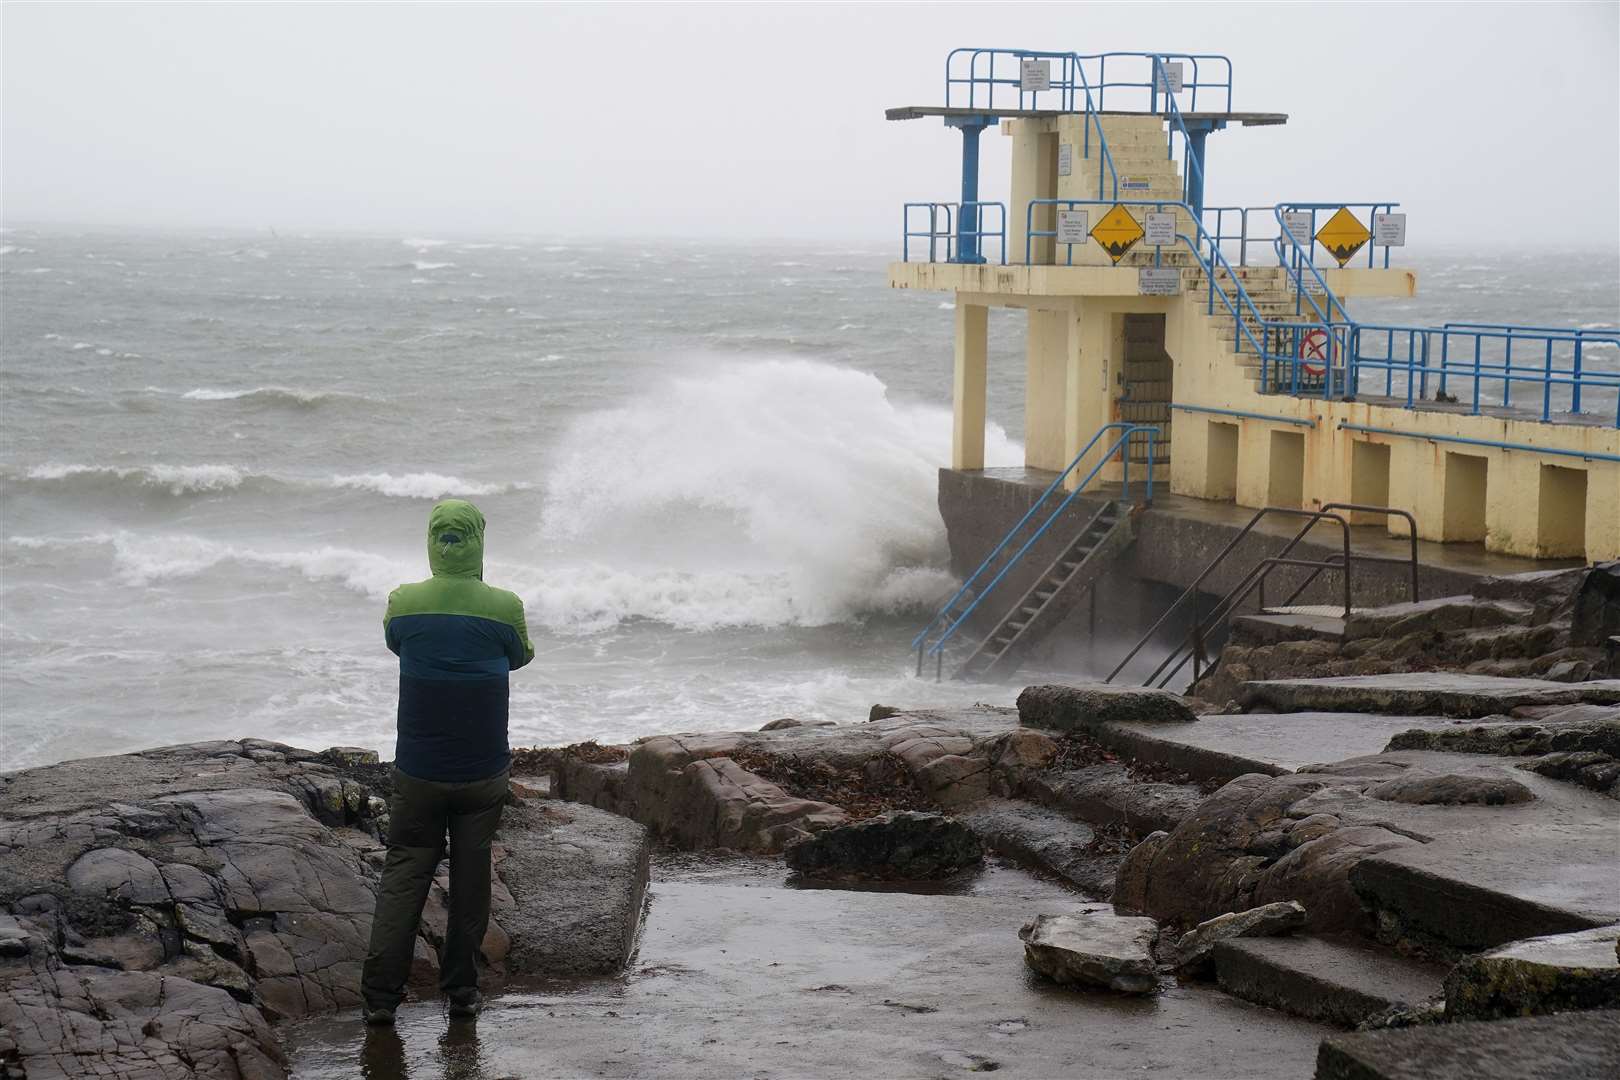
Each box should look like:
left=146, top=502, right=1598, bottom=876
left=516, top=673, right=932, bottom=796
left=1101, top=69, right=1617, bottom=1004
left=1182, top=119, right=1221, bottom=217
left=947, top=115, right=994, bottom=264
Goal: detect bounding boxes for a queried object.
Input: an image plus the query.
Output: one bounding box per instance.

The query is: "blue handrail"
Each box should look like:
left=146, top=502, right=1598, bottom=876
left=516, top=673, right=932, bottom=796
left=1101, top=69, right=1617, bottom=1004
left=902, top=201, right=1007, bottom=265
left=911, top=422, right=1157, bottom=665
left=1150, top=57, right=1204, bottom=209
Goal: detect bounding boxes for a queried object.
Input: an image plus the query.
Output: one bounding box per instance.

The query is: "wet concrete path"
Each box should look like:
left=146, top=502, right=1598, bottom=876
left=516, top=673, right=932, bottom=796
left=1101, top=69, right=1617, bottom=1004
left=284, top=854, right=1329, bottom=1079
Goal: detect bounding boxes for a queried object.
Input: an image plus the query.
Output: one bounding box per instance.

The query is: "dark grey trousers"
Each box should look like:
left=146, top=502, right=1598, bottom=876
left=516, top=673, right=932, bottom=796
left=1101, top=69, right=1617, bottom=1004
left=361, top=766, right=508, bottom=1012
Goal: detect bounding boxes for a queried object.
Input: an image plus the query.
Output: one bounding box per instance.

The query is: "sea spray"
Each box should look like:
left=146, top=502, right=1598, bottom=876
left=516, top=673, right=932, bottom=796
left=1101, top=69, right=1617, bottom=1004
left=534, top=357, right=1020, bottom=629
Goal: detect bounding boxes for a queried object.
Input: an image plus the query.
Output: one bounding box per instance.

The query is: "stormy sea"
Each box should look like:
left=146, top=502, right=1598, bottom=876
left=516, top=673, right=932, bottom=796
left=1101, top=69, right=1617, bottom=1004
left=1, top=230, right=1615, bottom=770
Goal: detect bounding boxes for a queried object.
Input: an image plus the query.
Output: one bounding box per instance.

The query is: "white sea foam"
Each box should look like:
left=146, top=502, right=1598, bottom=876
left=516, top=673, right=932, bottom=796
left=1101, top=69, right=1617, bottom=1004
left=535, top=356, right=1019, bottom=630
left=180, top=386, right=361, bottom=407
left=23, top=463, right=247, bottom=494
left=99, top=532, right=412, bottom=600
left=412, top=260, right=455, bottom=271
left=403, top=237, right=449, bottom=248
left=327, top=472, right=516, bottom=500
left=938, top=301, right=956, bottom=310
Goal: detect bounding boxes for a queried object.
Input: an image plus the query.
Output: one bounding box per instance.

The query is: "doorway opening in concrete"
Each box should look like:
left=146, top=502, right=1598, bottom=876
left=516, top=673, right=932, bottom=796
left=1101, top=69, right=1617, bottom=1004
left=1537, top=464, right=1587, bottom=558
left=1443, top=452, right=1489, bottom=542
left=1350, top=441, right=1391, bottom=516
left=1267, top=430, right=1305, bottom=508
left=1117, top=314, right=1172, bottom=472
left=1205, top=421, right=1239, bottom=500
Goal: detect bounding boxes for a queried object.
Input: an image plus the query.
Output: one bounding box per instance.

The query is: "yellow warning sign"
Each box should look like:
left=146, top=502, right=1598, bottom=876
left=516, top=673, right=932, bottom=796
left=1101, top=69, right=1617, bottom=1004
left=1315, top=207, right=1371, bottom=267
left=1091, top=204, right=1144, bottom=264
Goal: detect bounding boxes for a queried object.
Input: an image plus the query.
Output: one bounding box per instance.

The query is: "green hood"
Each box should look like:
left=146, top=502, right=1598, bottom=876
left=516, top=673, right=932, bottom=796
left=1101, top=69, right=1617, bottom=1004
left=427, top=499, right=485, bottom=579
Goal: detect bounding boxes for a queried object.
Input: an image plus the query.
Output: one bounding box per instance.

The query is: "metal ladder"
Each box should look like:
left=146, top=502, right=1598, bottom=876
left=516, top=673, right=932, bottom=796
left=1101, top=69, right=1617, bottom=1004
left=953, top=500, right=1133, bottom=681
left=912, top=422, right=1158, bottom=681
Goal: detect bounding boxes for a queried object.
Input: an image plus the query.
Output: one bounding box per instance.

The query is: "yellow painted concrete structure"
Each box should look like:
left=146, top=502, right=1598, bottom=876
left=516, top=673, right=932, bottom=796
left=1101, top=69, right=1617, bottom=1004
left=891, top=116, right=1620, bottom=563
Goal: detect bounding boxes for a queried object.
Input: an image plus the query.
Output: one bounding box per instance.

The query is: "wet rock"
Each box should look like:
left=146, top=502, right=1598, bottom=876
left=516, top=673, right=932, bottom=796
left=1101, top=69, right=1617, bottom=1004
left=1571, top=562, right=1620, bottom=648
left=1444, top=924, right=1620, bottom=1020
left=1019, top=909, right=1159, bottom=994
left=319, top=746, right=379, bottom=767
left=986, top=728, right=1060, bottom=771
left=759, top=718, right=836, bottom=731
left=868, top=704, right=903, bottom=722
left=785, top=811, right=982, bottom=882
left=954, top=799, right=1119, bottom=898
left=1519, top=752, right=1620, bottom=797
left=1365, top=772, right=1535, bottom=806
left=1174, top=900, right=1308, bottom=975
left=0, top=967, right=287, bottom=1080
left=1017, top=683, right=1196, bottom=732
left=915, top=753, right=993, bottom=808
left=1386, top=711, right=1620, bottom=758
left=64, top=847, right=170, bottom=905
left=1111, top=771, right=1418, bottom=934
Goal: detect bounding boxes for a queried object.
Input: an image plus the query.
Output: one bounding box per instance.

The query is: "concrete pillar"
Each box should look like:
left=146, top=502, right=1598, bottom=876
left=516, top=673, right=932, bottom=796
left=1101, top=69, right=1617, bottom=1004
left=951, top=302, right=989, bottom=470
left=1587, top=463, right=1620, bottom=562
left=1063, top=300, right=1114, bottom=491
left=1025, top=308, right=1067, bottom=470
left=1007, top=120, right=1056, bottom=266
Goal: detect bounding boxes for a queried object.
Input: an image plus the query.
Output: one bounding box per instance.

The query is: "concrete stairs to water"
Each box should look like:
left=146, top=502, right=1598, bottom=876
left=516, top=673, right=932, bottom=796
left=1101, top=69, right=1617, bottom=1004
left=1212, top=935, right=1448, bottom=1028
left=954, top=501, right=1134, bottom=682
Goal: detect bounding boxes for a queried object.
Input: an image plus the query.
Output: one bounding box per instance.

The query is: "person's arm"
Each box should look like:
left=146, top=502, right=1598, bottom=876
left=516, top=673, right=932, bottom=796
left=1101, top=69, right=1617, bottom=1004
left=384, top=589, right=402, bottom=656
left=503, top=593, right=535, bottom=671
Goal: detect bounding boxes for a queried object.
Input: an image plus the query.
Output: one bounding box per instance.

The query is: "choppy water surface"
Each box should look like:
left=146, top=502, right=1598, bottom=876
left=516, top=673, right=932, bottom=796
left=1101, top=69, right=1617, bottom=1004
left=1, top=230, right=1615, bottom=769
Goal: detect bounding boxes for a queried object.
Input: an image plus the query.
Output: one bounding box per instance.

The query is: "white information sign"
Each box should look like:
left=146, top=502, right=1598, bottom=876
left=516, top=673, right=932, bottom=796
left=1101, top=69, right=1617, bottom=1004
left=1138, top=267, right=1182, bottom=295
left=1372, top=212, right=1407, bottom=247
left=1056, top=209, right=1089, bottom=245
left=1020, top=59, right=1051, bottom=93
left=1121, top=176, right=1151, bottom=192
left=1301, top=275, right=1326, bottom=296
left=1154, top=61, right=1184, bottom=95
left=1144, top=212, right=1176, bottom=246
left=1057, top=142, right=1073, bottom=177
left=1282, top=211, right=1314, bottom=247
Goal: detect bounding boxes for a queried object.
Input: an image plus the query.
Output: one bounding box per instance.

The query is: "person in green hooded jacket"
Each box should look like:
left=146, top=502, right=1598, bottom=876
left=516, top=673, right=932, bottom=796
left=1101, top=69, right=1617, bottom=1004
left=361, top=499, right=533, bottom=1024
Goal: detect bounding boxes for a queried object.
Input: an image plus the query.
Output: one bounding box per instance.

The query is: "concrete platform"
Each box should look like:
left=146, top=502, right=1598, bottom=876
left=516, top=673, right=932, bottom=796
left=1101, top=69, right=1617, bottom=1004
left=1097, top=711, right=1446, bottom=781
left=1213, top=936, right=1447, bottom=1027
left=1241, top=673, right=1620, bottom=717
left=1315, top=1009, right=1620, bottom=1080
left=284, top=856, right=1332, bottom=1079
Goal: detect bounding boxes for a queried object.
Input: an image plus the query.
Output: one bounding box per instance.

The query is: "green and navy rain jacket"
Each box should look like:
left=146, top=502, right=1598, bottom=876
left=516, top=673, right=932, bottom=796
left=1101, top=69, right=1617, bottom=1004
left=384, top=500, right=534, bottom=782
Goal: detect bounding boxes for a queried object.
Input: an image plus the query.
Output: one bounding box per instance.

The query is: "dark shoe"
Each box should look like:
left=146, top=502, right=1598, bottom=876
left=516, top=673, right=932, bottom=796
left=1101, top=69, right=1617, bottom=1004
left=446, top=989, right=481, bottom=1019
left=364, top=1007, right=395, bottom=1026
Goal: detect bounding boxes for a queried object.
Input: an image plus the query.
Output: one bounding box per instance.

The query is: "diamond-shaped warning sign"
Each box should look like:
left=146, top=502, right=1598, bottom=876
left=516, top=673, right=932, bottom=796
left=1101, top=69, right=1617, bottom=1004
left=1315, top=207, right=1371, bottom=267
left=1091, top=204, right=1144, bottom=264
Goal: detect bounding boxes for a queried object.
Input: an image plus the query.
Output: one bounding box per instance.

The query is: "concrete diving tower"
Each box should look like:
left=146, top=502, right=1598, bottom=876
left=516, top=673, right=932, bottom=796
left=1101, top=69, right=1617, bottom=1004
left=887, top=47, right=1619, bottom=571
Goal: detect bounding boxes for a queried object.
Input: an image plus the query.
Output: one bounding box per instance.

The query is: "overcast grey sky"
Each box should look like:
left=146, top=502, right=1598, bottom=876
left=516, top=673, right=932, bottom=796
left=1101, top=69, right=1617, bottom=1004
left=3, top=2, right=1617, bottom=246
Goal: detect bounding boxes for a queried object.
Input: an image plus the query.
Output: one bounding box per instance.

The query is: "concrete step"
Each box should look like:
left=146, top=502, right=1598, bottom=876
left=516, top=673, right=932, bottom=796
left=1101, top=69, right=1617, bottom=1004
left=954, top=797, right=1121, bottom=898
left=1212, top=936, right=1448, bottom=1028
left=1016, top=764, right=1204, bottom=836
left=1315, top=1010, right=1620, bottom=1080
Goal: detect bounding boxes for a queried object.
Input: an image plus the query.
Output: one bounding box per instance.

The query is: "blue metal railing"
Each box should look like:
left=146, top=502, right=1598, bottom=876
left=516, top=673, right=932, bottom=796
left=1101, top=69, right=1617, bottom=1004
left=911, top=422, right=1157, bottom=674
left=902, top=201, right=1006, bottom=265
left=1151, top=57, right=1205, bottom=210
left=943, top=48, right=1121, bottom=200
left=1081, top=51, right=1234, bottom=114
left=1349, top=324, right=1620, bottom=424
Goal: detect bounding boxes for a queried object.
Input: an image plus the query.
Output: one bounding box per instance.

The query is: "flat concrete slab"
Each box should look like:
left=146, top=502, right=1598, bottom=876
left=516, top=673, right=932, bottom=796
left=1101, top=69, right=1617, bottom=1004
left=1334, top=750, right=1620, bottom=950
left=1213, top=936, right=1446, bottom=1028
left=1100, top=712, right=1449, bottom=781
left=1241, top=674, right=1620, bottom=717
left=285, top=856, right=1331, bottom=1079
left=1315, top=1009, right=1620, bottom=1080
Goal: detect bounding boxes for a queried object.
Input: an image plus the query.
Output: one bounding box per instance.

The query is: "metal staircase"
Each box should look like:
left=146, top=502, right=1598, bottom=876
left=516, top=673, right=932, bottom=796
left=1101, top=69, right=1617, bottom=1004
left=911, top=422, right=1158, bottom=682
left=954, top=500, right=1134, bottom=681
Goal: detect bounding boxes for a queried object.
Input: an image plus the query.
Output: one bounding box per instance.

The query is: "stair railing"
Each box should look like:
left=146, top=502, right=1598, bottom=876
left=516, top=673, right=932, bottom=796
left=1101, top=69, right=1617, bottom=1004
left=1106, top=503, right=1421, bottom=690
left=913, top=422, right=1156, bottom=679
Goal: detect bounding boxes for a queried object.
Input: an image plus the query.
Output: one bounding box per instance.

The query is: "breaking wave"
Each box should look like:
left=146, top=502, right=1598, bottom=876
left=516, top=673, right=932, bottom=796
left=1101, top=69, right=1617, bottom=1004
left=535, top=356, right=1020, bottom=630
left=11, top=465, right=520, bottom=501
left=180, top=386, right=369, bottom=407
